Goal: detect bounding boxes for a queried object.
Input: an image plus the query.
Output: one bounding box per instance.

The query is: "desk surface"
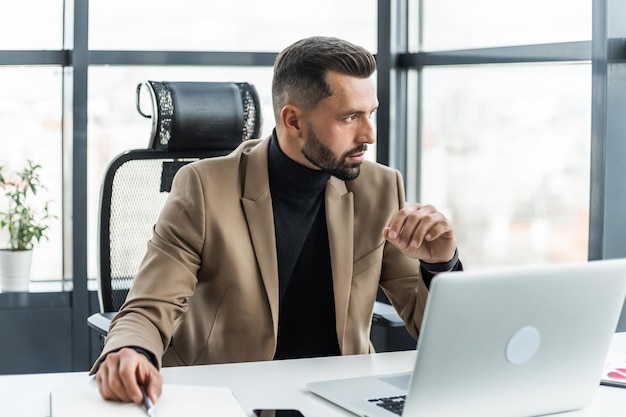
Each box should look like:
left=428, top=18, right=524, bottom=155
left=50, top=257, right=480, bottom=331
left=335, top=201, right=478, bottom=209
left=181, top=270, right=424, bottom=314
left=2, top=333, right=626, bottom=417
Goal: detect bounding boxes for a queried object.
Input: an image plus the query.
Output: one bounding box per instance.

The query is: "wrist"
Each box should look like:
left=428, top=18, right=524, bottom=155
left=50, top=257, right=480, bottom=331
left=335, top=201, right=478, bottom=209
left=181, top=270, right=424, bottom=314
left=420, top=248, right=459, bottom=273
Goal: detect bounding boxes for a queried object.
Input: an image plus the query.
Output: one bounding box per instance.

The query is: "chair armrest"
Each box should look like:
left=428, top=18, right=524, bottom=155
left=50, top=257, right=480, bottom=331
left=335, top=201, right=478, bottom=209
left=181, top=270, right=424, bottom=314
left=87, top=312, right=116, bottom=336
left=372, top=301, right=405, bottom=327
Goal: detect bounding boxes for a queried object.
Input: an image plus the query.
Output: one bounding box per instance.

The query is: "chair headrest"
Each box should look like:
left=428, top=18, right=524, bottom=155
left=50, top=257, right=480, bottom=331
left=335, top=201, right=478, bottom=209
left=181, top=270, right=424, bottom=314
left=136, top=81, right=262, bottom=151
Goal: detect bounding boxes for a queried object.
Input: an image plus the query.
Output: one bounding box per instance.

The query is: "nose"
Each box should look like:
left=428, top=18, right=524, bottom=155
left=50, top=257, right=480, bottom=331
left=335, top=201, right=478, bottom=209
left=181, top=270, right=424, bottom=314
left=361, top=116, right=376, bottom=145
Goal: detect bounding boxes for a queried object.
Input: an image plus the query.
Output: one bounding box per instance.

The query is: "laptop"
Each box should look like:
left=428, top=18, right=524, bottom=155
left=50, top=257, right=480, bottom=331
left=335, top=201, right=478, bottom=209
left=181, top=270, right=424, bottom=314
left=307, top=259, right=626, bottom=417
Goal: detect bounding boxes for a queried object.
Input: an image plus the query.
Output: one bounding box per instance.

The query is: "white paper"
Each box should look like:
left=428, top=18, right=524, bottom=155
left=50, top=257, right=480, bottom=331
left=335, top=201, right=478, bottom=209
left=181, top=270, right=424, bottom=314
left=601, top=351, right=626, bottom=388
left=50, top=383, right=248, bottom=417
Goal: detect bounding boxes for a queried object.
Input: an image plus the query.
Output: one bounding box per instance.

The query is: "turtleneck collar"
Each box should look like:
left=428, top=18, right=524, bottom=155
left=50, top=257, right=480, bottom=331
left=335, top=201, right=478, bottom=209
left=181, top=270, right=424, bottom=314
left=268, top=129, right=330, bottom=196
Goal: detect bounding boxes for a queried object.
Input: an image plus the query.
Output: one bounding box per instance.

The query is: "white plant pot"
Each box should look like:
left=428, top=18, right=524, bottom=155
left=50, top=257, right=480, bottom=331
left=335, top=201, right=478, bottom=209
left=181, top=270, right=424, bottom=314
left=0, top=249, right=33, bottom=292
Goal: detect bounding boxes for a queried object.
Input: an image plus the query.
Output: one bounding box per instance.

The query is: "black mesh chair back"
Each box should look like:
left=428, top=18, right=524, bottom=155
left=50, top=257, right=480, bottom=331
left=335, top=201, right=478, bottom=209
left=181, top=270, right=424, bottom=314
left=95, top=81, right=261, bottom=316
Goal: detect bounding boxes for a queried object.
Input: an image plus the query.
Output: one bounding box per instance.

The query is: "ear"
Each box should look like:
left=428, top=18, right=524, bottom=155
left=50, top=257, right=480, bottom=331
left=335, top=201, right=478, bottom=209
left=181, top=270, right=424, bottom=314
left=280, top=105, right=302, bottom=137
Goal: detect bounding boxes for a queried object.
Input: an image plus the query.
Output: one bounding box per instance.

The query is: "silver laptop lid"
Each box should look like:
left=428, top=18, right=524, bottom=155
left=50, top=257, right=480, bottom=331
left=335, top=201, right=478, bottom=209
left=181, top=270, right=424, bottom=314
left=404, top=258, right=626, bottom=417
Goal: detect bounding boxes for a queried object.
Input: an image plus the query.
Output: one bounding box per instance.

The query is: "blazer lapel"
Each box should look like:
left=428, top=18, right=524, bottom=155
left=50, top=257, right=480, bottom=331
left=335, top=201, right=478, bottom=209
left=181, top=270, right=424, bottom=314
left=241, top=138, right=280, bottom=337
left=325, top=177, right=354, bottom=352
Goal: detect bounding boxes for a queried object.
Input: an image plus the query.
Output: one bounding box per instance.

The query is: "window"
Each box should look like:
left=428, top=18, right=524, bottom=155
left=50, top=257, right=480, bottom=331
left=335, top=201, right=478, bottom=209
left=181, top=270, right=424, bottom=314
left=0, top=67, right=63, bottom=281
left=89, top=0, right=377, bottom=52
left=84, top=1, right=378, bottom=279
left=418, top=64, right=591, bottom=268
left=419, top=0, right=591, bottom=51
left=0, top=2, right=64, bottom=50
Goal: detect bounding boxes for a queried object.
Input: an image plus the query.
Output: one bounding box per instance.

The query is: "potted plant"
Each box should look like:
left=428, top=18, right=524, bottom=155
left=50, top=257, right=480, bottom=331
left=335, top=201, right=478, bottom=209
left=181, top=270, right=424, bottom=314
left=0, top=160, right=55, bottom=292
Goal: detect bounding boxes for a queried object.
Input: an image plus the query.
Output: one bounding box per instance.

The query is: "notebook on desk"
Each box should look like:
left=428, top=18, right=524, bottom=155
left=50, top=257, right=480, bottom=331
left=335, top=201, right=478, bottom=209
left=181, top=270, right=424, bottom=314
left=307, top=259, right=626, bottom=417
left=50, top=383, right=248, bottom=417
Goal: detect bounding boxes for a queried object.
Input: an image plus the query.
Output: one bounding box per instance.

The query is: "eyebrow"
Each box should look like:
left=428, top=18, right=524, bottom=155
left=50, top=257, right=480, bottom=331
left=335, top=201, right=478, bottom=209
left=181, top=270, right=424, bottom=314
left=342, top=106, right=379, bottom=116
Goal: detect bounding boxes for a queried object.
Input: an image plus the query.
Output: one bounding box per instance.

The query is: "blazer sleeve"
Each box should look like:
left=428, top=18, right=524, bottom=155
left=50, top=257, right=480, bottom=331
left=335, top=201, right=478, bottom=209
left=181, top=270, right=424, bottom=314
left=378, top=170, right=430, bottom=341
left=90, top=164, right=206, bottom=373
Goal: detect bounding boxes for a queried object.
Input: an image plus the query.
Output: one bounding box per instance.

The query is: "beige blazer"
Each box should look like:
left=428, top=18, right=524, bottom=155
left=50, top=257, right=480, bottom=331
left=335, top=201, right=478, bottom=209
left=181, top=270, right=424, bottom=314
left=91, top=137, right=429, bottom=372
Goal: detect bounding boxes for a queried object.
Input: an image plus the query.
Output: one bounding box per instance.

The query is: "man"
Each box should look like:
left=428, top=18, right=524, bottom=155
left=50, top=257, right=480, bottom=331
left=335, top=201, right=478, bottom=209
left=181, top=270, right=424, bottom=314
left=91, top=36, right=461, bottom=405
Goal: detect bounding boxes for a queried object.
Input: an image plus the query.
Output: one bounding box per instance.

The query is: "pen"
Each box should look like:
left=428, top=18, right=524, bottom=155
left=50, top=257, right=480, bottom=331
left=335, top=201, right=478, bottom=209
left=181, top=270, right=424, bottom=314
left=140, top=385, right=157, bottom=417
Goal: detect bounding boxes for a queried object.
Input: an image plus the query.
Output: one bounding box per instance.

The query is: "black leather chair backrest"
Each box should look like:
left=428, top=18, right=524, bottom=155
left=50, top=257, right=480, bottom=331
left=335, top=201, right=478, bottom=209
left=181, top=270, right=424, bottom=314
left=137, top=80, right=261, bottom=151
left=94, top=81, right=262, bottom=317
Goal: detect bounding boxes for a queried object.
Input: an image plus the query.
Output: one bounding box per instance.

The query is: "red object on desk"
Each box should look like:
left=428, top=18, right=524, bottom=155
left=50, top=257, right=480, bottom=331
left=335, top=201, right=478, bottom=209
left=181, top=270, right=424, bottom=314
left=607, top=368, right=626, bottom=380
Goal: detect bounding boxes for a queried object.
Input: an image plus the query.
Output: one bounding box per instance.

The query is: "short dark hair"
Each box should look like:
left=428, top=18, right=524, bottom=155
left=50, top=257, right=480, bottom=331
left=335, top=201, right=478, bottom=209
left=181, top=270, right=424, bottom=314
left=271, top=36, right=377, bottom=120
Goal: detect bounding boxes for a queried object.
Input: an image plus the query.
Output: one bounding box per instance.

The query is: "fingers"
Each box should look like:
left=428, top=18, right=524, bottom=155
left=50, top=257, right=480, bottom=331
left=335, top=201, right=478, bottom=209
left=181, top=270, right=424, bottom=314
left=137, top=358, right=163, bottom=404
left=384, top=203, right=456, bottom=261
left=385, top=204, right=452, bottom=249
left=96, top=347, right=162, bottom=404
left=96, top=348, right=141, bottom=403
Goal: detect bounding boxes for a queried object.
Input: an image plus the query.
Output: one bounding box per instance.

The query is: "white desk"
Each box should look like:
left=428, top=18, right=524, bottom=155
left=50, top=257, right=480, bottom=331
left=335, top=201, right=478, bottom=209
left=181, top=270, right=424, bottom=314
left=2, top=333, right=626, bottom=417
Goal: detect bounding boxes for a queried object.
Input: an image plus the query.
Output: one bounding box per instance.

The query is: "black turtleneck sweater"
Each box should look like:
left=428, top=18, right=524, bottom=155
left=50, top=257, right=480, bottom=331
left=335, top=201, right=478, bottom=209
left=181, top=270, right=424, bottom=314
left=268, top=132, right=341, bottom=359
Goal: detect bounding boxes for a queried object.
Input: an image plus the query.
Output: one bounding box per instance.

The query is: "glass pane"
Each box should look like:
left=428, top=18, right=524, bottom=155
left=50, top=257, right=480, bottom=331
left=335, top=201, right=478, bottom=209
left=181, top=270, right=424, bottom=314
left=0, top=67, right=63, bottom=283
left=419, top=64, right=591, bottom=268
left=0, top=2, right=64, bottom=49
left=420, top=0, right=591, bottom=51
left=87, top=66, right=275, bottom=278
left=89, top=0, right=377, bottom=52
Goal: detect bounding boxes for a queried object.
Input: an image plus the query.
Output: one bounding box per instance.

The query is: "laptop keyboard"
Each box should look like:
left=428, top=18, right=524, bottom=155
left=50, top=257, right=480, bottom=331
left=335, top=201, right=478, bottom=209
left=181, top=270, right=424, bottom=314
left=369, top=395, right=406, bottom=415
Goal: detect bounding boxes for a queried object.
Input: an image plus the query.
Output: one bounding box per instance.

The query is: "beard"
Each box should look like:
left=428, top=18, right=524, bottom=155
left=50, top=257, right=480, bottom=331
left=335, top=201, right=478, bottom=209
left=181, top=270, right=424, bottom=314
left=301, top=123, right=367, bottom=181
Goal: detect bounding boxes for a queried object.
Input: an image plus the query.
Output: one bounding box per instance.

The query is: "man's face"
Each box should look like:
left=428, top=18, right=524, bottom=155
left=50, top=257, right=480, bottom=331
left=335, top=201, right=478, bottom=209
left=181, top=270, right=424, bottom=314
left=300, top=71, right=378, bottom=180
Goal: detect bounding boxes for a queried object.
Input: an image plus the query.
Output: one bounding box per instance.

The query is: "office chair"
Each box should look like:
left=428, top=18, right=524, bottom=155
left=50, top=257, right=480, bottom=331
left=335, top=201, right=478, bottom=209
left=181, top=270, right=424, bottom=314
left=87, top=79, right=403, bottom=345
left=88, top=80, right=262, bottom=337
